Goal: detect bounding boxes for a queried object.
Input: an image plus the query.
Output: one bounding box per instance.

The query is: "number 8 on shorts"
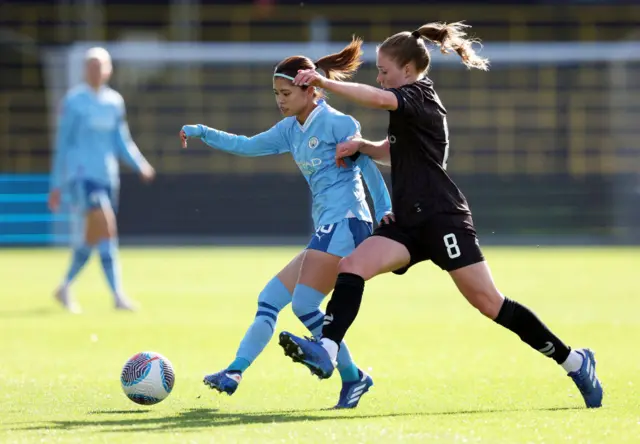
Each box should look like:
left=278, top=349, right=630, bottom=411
left=443, top=233, right=461, bottom=259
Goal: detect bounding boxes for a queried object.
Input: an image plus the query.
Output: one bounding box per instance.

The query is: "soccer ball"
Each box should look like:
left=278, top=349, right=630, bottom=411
left=120, top=351, right=175, bottom=405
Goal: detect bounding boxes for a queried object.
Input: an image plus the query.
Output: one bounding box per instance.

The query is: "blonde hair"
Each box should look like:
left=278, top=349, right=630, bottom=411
left=378, top=22, right=489, bottom=73
left=85, top=47, right=112, bottom=68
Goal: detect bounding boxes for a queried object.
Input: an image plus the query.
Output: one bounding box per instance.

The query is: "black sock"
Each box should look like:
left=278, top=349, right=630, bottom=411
left=321, top=273, right=365, bottom=345
left=494, top=298, right=571, bottom=364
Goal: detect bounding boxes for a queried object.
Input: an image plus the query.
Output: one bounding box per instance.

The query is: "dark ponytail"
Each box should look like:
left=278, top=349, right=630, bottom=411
left=314, top=36, right=364, bottom=81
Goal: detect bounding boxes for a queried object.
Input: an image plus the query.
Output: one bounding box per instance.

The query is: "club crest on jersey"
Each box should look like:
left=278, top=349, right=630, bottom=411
left=308, top=136, right=319, bottom=150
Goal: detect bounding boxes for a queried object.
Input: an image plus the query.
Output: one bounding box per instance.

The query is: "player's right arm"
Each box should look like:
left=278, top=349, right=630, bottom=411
left=49, top=94, right=76, bottom=212
left=337, top=137, right=391, bottom=166
left=180, top=121, right=290, bottom=157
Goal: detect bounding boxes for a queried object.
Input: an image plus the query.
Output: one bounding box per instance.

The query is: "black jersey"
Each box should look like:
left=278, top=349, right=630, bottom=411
left=385, top=78, right=470, bottom=226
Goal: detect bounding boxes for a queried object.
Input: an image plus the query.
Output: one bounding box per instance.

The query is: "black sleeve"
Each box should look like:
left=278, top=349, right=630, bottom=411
left=387, top=83, right=424, bottom=118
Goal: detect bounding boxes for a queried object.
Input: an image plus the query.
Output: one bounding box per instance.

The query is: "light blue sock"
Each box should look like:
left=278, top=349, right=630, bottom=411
left=292, top=284, right=360, bottom=382
left=98, top=238, right=122, bottom=297
left=64, top=244, right=93, bottom=286
left=229, top=277, right=292, bottom=373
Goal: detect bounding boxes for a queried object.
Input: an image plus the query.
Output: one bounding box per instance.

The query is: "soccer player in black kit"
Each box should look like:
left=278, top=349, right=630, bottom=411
left=278, top=22, right=603, bottom=409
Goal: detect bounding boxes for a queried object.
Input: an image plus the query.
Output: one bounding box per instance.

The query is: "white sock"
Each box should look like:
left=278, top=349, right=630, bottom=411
left=561, top=350, right=584, bottom=373
left=320, top=338, right=339, bottom=363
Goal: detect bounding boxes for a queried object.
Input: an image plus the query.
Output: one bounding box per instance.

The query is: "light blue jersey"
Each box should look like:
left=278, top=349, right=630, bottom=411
left=188, top=100, right=391, bottom=230
left=50, top=83, right=149, bottom=192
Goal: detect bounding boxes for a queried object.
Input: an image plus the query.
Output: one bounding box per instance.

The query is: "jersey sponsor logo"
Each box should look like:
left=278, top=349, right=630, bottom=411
left=308, top=136, right=319, bottom=150
left=296, top=158, right=322, bottom=175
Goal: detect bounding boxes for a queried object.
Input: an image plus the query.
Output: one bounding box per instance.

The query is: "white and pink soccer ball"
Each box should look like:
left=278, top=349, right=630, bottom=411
left=120, top=351, right=175, bottom=405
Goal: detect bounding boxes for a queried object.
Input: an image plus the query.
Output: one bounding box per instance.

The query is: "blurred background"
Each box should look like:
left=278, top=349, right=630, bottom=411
left=1, top=0, right=638, bottom=247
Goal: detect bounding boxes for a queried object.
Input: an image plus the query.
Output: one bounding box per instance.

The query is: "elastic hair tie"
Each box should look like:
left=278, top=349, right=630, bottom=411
left=411, top=30, right=421, bottom=39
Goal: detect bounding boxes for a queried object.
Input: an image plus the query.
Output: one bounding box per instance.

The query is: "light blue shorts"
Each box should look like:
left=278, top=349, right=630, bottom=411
left=306, top=218, right=373, bottom=258
left=69, top=180, right=118, bottom=213
left=68, top=180, right=118, bottom=246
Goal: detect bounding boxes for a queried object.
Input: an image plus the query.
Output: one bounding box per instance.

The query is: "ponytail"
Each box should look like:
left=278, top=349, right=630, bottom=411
left=414, top=21, right=489, bottom=71
left=314, top=36, right=364, bottom=81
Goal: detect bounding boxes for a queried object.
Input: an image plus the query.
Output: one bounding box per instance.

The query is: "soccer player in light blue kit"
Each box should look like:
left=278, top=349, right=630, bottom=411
left=180, top=37, right=392, bottom=409
left=49, top=47, right=155, bottom=314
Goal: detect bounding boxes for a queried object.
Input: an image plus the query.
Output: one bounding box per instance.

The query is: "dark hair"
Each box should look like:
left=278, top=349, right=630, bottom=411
left=274, top=36, right=364, bottom=95
left=378, top=21, right=489, bottom=73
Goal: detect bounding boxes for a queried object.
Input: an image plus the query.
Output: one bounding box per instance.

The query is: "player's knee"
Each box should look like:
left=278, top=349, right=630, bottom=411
left=86, top=209, right=115, bottom=245
left=337, top=255, right=361, bottom=276
left=466, top=289, right=503, bottom=319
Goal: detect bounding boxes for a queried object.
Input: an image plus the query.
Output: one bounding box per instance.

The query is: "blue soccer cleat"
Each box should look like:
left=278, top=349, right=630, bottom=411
left=568, top=348, right=603, bottom=408
left=278, top=331, right=336, bottom=379
left=334, top=369, right=374, bottom=409
left=203, top=370, right=242, bottom=395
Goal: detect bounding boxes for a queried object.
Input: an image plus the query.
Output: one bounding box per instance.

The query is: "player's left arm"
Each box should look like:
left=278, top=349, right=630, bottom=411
left=333, top=114, right=392, bottom=222
left=114, top=98, right=153, bottom=177
left=356, top=155, right=392, bottom=223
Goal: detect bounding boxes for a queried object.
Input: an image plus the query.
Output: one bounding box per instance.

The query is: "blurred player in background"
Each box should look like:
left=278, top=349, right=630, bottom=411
left=48, top=47, right=155, bottom=314
left=279, top=22, right=603, bottom=409
left=181, top=37, right=392, bottom=409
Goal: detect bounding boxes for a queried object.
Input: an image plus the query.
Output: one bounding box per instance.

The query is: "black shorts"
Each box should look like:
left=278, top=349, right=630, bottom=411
left=373, top=213, right=484, bottom=273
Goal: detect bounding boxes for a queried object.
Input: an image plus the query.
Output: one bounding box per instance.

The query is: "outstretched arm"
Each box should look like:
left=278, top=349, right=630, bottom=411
left=293, top=70, right=399, bottom=111
left=181, top=122, right=289, bottom=157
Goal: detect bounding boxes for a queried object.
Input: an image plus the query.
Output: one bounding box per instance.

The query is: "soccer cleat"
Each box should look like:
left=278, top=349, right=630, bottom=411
left=203, top=370, right=242, bottom=395
left=54, top=286, right=82, bottom=314
left=334, top=369, right=374, bottom=409
left=115, top=295, right=139, bottom=311
left=568, top=348, right=603, bottom=408
left=278, top=331, right=335, bottom=379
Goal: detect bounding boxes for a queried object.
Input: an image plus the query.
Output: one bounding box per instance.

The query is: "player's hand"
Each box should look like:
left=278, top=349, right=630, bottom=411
left=180, top=130, right=188, bottom=149
left=380, top=212, right=395, bottom=225
left=336, top=138, right=362, bottom=158
left=335, top=138, right=363, bottom=168
left=180, top=125, right=203, bottom=149
left=293, top=69, right=326, bottom=88
left=48, top=189, right=61, bottom=213
left=140, top=164, right=156, bottom=183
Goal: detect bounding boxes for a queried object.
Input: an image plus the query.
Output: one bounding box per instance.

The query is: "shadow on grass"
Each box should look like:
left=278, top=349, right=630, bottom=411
left=10, top=406, right=583, bottom=433
left=0, top=307, right=57, bottom=319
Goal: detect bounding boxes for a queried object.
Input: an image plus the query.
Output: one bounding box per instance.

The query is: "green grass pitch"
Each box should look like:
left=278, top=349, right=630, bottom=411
left=0, top=246, right=638, bottom=443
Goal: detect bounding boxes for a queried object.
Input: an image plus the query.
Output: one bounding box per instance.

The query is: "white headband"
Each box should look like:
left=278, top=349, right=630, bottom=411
left=273, top=73, right=296, bottom=81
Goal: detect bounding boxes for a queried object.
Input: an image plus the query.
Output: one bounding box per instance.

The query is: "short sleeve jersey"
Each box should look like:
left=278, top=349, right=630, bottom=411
left=386, top=78, right=470, bottom=226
